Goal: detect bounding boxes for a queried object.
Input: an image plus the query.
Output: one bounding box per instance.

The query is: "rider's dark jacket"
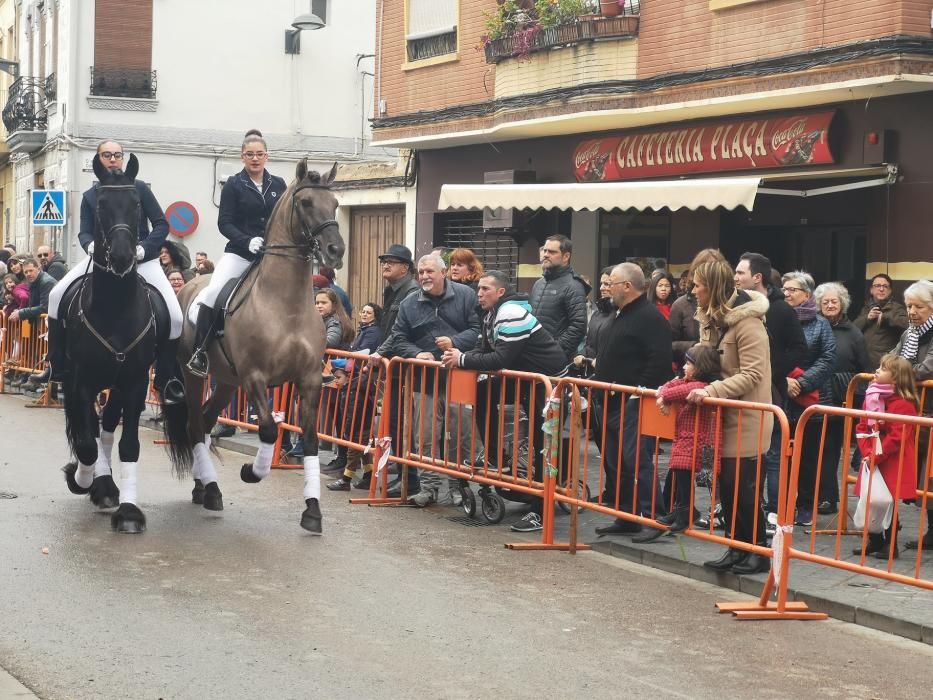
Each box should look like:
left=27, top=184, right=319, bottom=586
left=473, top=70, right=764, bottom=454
left=218, top=169, right=288, bottom=261
left=79, top=182, right=168, bottom=264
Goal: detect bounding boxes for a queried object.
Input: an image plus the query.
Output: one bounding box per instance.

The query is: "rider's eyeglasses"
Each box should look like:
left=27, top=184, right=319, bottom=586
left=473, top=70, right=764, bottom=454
left=100, top=151, right=123, bottom=160
left=243, top=152, right=267, bottom=160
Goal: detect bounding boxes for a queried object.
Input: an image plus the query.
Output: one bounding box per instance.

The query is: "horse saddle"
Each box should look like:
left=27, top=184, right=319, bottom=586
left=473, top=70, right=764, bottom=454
left=210, top=262, right=258, bottom=339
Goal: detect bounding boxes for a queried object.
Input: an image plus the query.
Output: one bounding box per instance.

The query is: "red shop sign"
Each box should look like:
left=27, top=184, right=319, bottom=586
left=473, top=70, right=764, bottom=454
left=573, top=111, right=836, bottom=182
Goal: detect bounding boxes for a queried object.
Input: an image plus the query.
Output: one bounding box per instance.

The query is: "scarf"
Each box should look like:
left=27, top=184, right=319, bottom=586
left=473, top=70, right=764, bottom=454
left=861, top=382, right=894, bottom=453
left=900, top=315, right=933, bottom=362
left=794, top=295, right=818, bottom=323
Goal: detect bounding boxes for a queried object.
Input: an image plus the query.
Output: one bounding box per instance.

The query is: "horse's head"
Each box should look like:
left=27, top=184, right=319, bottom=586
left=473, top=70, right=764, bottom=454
left=92, top=153, right=141, bottom=277
left=290, top=159, right=345, bottom=269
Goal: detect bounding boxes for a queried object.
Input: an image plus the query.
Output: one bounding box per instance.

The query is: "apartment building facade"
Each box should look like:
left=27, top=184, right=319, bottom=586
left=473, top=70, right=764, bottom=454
left=372, top=0, right=933, bottom=301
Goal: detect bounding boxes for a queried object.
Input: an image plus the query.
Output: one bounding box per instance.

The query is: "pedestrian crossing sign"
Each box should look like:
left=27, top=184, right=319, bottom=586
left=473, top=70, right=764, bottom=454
left=32, top=189, right=66, bottom=226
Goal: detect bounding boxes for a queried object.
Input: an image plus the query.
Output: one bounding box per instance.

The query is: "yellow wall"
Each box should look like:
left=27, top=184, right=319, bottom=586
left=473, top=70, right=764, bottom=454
left=495, top=38, right=638, bottom=100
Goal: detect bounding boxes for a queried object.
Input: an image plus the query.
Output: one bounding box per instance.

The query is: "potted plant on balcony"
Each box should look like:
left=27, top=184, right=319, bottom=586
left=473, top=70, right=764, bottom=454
left=482, top=0, right=595, bottom=62
left=599, top=0, right=621, bottom=16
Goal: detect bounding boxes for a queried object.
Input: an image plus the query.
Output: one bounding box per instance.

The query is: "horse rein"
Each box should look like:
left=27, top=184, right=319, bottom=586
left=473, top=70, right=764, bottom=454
left=77, top=182, right=155, bottom=364
left=92, top=184, right=141, bottom=276
left=261, top=181, right=338, bottom=263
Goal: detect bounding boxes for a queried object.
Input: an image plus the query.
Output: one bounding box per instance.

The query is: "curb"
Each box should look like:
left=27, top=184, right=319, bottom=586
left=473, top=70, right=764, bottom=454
left=588, top=539, right=933, bottom=645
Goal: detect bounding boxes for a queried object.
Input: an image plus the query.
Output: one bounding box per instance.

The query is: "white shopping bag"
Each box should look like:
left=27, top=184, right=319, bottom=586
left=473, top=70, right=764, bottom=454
left=853, top=459, right=894, bottom=534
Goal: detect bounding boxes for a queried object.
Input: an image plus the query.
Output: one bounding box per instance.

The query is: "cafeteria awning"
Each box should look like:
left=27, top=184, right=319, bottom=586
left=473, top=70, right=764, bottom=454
left=437, top=176, right=762, bottom=213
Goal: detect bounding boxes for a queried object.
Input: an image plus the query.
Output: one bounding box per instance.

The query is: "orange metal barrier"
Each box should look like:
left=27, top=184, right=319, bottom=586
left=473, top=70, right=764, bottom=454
left=272, top=350, right=389, bottom=471
left=775, top=403, right=933, bottom=611
left=550, top=374, right=822, bottom=619
left=348, top=357, right=568, bottom=547
left=1, top=313, right=59, bottom=406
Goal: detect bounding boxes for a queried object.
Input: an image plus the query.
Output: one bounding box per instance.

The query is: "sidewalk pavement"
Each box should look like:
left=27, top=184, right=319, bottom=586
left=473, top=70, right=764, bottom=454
left=145, top=417, right=933, bottom=645
left=0, top=668, right=38, bottom=698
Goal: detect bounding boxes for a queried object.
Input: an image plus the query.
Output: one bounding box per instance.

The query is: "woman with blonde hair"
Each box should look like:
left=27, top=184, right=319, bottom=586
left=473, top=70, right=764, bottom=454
left=669, top=248, right=727, bottom=367
left=447, top=248, right=484, bottom=290
left=688, top=259, right=774, bottom=575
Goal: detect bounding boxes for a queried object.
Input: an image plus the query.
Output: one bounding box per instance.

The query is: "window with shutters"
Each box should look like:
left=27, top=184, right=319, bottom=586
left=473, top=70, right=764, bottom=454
left=405, top=0, right=458, bottom=64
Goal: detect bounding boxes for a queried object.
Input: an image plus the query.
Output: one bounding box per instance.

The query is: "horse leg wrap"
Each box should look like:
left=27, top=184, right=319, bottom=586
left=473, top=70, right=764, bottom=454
left=120, top=461, right=138, bottom=505
left=193, top=441, right=217, bottom=485
left=76, top=462, right=95, bottom=490
left=303, top=455, right=321, bottom=500
left=252, top=442, right=275, bottom=480
left=95, top=430, right=115, bottom=477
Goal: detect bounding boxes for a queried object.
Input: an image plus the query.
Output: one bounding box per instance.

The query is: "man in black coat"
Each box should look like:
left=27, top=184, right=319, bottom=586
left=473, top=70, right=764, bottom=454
left=377, top=244, right=419, bottom=346
left=735, top=252, right=807, bottom=517
left=530, top=235, right=591, bottom=363
left=593, top=262, right=673, bottom=535
left=36, top=245, right=68, bottom=281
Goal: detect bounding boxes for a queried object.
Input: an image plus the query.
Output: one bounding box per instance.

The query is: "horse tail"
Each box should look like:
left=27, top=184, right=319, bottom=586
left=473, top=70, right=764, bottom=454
left=162, top=396, right=194, bottom=479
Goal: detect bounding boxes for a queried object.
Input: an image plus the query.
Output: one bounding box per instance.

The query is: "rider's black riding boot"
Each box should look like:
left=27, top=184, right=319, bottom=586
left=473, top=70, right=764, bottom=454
left=186, top=305, right=213, bottom=378
left=154, top=337, right=185, bottom=405
left=46, top=317, right=69, bottom=383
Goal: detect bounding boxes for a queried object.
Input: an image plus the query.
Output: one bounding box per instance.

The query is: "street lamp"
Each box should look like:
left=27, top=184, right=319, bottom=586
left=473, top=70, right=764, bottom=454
left=285, top=5, right=326, bottom=55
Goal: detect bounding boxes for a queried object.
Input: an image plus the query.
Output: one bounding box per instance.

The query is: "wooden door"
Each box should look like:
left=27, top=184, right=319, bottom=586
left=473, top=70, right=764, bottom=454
left=348, top=206, right=406, bottom=312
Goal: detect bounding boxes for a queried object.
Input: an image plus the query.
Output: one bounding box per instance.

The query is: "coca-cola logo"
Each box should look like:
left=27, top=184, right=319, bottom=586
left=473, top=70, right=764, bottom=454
left=771, top=119, right=808, bottom=151
left=575, top=142, right=602, bottom=169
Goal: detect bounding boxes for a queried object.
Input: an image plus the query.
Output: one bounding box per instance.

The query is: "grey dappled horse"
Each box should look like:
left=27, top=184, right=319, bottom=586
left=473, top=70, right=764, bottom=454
left=175, top=160, right=345, bottom=533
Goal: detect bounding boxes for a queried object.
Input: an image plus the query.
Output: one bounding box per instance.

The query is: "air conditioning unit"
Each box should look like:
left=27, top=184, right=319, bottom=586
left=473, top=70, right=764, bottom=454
left=482, top=169, right=535, bottom=230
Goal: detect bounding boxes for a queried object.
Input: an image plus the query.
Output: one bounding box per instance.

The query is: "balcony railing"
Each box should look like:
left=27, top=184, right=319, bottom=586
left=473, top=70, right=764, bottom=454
left=89, top=67, right=158, bottom=99
left=45, top=73, right=57, bottom=102
left=2, top=77, right=50, bottom=134
left=484, top=11, right=640, bottom=64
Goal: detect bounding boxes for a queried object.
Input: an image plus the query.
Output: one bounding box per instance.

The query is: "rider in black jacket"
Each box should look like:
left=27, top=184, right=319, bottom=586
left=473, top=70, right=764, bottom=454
left=187, top=130, right=287, bottom=376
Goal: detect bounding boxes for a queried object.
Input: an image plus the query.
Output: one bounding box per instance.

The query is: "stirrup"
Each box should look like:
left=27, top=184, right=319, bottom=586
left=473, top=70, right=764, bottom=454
left=186, top=351, right=209, bottom=378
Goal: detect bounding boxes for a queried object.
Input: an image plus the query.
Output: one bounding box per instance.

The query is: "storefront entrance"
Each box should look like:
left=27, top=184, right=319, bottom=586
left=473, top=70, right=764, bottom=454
left=720, top=223, right=867, bottom=316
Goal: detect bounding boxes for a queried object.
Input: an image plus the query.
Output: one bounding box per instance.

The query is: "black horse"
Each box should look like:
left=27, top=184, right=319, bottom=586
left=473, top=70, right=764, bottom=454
left=61, top=155, right=192, bottom=533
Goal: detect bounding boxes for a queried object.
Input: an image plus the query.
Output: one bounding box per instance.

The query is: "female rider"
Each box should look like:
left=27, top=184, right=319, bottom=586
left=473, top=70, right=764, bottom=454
left=45, top=140, right=180, bottom=393
left=187, top=130, right=287, bottom=376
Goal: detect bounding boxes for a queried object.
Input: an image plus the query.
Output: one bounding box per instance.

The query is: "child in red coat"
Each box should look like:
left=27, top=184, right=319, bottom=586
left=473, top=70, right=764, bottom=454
left=641, top=344, right=721, bottom=539
left=854, top=354, right=920, bottom=559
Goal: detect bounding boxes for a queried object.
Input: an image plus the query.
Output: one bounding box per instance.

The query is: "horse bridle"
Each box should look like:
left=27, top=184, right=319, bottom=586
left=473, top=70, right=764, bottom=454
left=261, top=181, right=338, bottom=263
left=92, top=184, right=141, bottom=277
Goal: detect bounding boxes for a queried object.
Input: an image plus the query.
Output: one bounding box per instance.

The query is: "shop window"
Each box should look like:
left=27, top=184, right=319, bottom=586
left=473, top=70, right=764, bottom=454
left=406, top=0, right=458, bottom=64
left=436, top=211, right=518, bottom=287
left=598, top=211, right=670, bottom=276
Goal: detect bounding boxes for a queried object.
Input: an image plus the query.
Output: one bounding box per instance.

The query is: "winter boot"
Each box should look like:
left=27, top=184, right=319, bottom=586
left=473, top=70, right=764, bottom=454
left=186, top=305, right=213, bottom=378
left=46, top=317, right=69, bottom=383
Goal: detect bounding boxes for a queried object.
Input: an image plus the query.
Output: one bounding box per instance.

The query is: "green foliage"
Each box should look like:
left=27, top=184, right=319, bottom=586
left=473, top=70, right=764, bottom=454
left=483, top=0, right=597, bottom=42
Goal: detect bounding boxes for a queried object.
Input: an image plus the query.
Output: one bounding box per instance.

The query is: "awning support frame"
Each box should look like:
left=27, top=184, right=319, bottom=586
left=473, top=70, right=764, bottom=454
left=757, top=165, right=897, bottom=198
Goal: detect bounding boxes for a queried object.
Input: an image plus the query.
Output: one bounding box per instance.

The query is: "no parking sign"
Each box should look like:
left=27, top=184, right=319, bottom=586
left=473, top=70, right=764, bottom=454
left=165, top=201, right=199, bottom=237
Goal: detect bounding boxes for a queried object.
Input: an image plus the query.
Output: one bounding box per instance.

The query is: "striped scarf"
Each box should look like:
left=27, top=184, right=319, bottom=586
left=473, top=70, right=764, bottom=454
left=900, top=315, right=933, bottom=362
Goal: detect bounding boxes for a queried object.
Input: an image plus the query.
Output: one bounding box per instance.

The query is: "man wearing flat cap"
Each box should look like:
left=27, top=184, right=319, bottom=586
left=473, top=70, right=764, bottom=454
left=378, top=244, right=418, bottom=342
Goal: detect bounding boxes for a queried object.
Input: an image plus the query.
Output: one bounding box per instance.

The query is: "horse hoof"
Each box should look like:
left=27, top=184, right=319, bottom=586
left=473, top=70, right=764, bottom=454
left=240, top=463, right=262, bottom=484
left=191, top=478, right=205, bottom=504
left=62, top=462, right=90, bottom=495
left=202, top=482, right=224, bottom=511
left=111, top=503, right=146, bottom=534
left=300, top=498, right=323, bottom=535
left=90, top=475, right=120, bottom=509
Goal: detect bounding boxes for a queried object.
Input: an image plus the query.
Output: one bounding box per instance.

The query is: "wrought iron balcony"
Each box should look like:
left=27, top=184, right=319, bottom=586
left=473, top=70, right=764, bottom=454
left=90, top=67, right=157, bottom=99
left=45, top=73, right=57, bottom=102
left=2, top=76, right=50, bottom=135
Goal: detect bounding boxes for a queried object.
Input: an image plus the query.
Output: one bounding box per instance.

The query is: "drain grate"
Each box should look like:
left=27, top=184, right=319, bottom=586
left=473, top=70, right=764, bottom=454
left=445, top=515, right=492, bottom=527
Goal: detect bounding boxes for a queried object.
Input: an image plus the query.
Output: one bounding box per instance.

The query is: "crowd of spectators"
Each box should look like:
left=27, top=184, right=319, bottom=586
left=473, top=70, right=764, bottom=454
left=6, top=230, right=933, bottom=561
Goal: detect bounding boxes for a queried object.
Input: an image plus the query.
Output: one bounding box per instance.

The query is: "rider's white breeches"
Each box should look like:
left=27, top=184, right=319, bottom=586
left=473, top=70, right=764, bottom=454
left=188, top=252, right=250, bottom=324
left=49, top=256, right=184, bottom=340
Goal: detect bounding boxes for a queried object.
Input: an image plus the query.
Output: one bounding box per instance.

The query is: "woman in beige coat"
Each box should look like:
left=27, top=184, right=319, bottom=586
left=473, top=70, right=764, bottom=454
left=689, top=260, right=774, bottom=575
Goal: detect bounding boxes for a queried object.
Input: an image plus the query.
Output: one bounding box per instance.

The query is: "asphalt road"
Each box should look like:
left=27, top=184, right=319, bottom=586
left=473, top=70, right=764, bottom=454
left=2, top=393, right=932, bottom=699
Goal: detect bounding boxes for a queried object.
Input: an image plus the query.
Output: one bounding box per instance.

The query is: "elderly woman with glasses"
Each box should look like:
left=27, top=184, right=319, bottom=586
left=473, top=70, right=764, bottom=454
left=854, top=273, right=908, bottom=367
left=781, top=271, right=837, bottom=527
left=891, top=279, right=933, bottom=550
left=186, top=129, right=287, bottom=376
left=812, top=282, right=871, bottom=515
